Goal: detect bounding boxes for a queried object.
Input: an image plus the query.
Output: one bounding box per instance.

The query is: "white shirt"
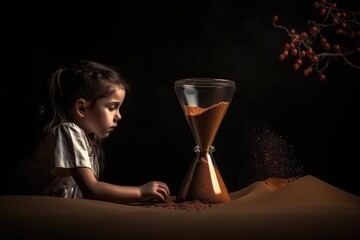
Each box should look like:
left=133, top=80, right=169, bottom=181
left=17, top=122, right=99, bottom=198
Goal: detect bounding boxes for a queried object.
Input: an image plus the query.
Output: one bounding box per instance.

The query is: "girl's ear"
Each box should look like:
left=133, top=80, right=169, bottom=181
left=75, top=99, right=88, bottom=117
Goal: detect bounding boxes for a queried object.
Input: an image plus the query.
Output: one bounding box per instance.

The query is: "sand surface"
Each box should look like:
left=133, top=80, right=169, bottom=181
left=1, top=175, right=359, bottom=239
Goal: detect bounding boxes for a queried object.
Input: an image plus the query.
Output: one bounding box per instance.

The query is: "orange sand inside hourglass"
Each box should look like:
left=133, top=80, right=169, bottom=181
left=184, top=101, right=229, bottom=151
left=177, top=101, right=231, bottom=203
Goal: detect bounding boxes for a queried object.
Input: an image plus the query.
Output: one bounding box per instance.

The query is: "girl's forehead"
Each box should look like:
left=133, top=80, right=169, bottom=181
left=104, top=87, right=126, bottom=102
left=107, top=83, right=126, bottom=92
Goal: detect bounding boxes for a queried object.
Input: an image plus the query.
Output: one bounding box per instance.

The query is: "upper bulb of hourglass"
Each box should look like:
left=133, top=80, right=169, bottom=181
left=174, top=78, right=236, bottom=152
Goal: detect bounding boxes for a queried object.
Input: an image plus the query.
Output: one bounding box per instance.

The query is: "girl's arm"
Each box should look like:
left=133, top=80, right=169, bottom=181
left=69, top=167, right=170, bottom=204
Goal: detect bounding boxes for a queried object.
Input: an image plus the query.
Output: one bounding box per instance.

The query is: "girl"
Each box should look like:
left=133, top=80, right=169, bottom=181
left=17, top=60, right=170, bottom=204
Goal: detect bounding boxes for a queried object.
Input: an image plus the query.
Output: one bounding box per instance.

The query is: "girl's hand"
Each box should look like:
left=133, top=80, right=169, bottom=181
left=139, top=181, right=170, bottom=202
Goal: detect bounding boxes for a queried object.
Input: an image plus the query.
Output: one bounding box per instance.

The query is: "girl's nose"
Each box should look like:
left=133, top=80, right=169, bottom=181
left=115, top=112, right=122, bottom=122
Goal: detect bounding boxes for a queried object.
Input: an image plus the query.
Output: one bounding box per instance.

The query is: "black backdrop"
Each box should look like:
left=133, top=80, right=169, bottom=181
left=2, top=0, right=359, bottom=196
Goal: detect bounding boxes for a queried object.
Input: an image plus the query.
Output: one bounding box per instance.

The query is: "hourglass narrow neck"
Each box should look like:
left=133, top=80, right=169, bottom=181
left=194, top=145, right=215, bottom=158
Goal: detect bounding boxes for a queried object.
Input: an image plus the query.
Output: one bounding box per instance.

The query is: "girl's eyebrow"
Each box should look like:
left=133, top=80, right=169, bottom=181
left=107, top=101, right=119, bottom=105
left=108, top=101, right=122, bottom=106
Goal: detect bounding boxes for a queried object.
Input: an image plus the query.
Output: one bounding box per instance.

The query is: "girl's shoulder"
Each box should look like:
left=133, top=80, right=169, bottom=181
left=57, top=122, right=82, bottom=130
left=51, top=122, right=86, bottom=138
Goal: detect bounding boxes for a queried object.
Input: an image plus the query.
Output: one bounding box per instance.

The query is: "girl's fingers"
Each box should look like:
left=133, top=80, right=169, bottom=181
left=154, top=181, right=170, bottom=197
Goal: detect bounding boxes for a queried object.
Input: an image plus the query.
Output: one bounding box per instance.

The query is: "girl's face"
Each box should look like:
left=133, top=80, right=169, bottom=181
left=81, top=87, right=126, bottom=138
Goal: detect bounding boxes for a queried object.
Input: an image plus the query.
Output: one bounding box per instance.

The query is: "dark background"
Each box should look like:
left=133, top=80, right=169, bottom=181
left=2, top=0, right=359, bottom=196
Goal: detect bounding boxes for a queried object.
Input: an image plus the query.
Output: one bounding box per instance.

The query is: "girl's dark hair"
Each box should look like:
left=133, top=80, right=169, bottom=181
left=33, top=60, right=129, bottom=170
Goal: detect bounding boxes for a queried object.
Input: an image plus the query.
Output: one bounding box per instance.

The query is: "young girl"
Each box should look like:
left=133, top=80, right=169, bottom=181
left=16, top=60, right=170, bottom=204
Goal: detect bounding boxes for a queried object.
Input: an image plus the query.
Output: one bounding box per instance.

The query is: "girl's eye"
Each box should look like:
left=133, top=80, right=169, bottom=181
left=108, top=103, right=120, bottom=111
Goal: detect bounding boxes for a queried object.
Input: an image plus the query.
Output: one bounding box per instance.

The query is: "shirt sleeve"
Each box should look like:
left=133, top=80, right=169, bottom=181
left=49, top=123, right=95, bottom=177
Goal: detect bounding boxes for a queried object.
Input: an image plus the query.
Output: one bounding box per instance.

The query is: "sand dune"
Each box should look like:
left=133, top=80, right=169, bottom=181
left=1, top=175, right=359, bottom=239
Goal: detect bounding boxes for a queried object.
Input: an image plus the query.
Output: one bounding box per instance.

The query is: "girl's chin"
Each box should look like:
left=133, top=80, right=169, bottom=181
left=102, top=133, right=110, bottom=138
left=96, top=132, right=110, bottom=139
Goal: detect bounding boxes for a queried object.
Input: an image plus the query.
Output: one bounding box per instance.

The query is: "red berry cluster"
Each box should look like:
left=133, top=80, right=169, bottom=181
left=273, top=0, right=360, bottom=81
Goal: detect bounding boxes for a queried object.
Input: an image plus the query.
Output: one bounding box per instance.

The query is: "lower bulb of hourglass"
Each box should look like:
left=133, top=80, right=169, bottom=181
left=176, top=145, right=231, bottom=203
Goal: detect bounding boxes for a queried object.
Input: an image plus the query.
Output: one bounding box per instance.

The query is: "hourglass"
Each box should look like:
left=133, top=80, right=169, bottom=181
left=174, top=78, right=236, bottom=203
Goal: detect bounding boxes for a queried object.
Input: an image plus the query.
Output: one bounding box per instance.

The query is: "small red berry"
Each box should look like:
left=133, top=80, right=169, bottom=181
left=293, top=63, right=300, bottom=70
left=292, top=48, right=298, bottom=56
left=311, top=56, right=319, bottom=63
left=273, top=15, right=279, bottom=23
left=333, top=44, right=341, bottom=52
left=319, top=74, right=326, bottom=81
left=300, top=50, right=306, bottom=57
left=324, top=43, right=331, bottom=50
left=336, top=28, right=344, bottom=35
left=279, top=54, right=286, bottom=61
left=320, top=8, right=327, bottom=16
